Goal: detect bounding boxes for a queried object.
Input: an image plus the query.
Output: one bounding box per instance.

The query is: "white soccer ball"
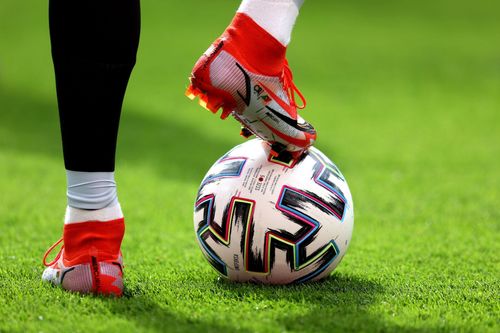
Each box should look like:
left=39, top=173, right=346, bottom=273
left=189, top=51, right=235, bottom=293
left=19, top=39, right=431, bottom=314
left=194, top=139, right=354, bottom=284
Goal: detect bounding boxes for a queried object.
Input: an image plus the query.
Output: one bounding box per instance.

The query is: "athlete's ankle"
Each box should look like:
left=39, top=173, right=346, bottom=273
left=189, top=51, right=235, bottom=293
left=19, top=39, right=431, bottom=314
left=64, top=203, right=123, bottom=224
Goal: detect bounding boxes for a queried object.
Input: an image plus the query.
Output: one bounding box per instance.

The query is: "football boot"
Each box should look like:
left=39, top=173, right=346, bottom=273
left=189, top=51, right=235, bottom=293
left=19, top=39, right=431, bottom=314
left=186, top=13, right=316, bottom=157
left=42, top=218, right=125, bottom=297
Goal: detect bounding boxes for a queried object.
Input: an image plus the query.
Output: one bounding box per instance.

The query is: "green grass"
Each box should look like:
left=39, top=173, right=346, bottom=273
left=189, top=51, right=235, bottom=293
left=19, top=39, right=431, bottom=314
left=1, top=0, right=499, bottom=332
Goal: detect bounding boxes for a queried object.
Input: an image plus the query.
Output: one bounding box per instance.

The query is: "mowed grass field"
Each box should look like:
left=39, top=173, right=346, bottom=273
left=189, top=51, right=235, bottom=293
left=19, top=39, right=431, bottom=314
left=1, top=0, right=499, bottom=332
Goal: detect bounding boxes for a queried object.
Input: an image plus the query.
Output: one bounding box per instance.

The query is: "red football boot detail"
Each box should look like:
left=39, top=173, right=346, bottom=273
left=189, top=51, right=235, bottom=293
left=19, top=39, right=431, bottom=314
left=42, top=218, right=125, bottom=297
left=186, top=13, right=316, bottom=154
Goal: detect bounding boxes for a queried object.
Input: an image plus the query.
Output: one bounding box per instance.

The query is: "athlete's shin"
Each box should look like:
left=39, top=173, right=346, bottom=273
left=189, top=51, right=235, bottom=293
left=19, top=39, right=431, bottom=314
left=49, top=0, right=140, bottom=171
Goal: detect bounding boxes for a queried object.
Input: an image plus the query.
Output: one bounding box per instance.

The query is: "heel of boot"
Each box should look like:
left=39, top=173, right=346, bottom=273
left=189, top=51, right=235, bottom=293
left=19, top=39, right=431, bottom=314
left=185, top=78, right=236, bottom=120
left=94, top=260, right=123, bottom=297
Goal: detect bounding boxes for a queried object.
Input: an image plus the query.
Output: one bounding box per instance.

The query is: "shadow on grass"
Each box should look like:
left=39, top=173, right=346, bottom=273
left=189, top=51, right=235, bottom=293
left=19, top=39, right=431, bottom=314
left=0, top=89, right=231, bottom=183
left=215, top=273, right=387, bottom=332
left=101, top=273, right=386, bottom=333
left=107, top=294, right=254, bottom=333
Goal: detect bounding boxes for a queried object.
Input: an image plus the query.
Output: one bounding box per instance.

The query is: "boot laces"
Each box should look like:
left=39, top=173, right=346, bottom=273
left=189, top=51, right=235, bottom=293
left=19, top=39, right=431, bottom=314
left=281, top=59, right=307, bottom=110
left=43, top=238, right=64, bottom=267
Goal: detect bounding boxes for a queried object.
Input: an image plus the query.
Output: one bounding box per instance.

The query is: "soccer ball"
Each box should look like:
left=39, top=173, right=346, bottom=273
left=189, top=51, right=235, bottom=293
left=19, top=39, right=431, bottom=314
left=194, top=139, right=354, bottom=284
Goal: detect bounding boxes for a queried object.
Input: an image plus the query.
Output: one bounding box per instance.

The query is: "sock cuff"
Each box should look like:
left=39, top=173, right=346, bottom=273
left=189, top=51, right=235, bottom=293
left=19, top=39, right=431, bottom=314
left=65, top=203, right=123, bottom=224
left=66, top=170, right=118, bottom=210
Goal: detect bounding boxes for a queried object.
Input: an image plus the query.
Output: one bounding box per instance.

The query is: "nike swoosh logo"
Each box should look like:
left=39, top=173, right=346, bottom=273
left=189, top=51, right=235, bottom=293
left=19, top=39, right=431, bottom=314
left=258, top=82, right=297, bottom=119
left=265, top=106, right=299, bottom=128
left=236, top=63, right=251, bottom=106
left=260, top=120, right=310, bottom=147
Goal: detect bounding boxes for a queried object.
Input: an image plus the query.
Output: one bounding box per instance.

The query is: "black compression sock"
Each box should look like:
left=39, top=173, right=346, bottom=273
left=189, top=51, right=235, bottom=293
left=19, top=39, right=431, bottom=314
left=49, top=0, right=141, bottom=171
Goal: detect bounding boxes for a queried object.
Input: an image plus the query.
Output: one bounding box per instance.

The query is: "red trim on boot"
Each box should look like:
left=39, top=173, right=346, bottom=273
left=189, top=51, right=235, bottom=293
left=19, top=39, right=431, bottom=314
left=62, top=218, right=125, bottom=267
left=99, top=269, right=123, bottom=296
left=222, top=13, right=286, bottom=76
left=189, top=13, right=287, bottom=116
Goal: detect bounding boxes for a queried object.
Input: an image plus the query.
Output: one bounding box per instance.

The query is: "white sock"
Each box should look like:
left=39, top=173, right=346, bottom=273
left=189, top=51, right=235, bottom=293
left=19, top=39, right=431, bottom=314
left=237, top=0, right=305, bottom=46
left=65, top=203, right=123, bottom=224
left=66, top=171, right=118, bottom=210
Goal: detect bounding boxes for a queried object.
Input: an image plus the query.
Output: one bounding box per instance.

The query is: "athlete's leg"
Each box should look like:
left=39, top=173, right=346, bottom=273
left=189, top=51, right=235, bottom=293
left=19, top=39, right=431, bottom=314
left=50, top=0, right=140, bottom=171
left=42, top=0, right=140, bottom=297
left=186, top=0, right=314, bottom=157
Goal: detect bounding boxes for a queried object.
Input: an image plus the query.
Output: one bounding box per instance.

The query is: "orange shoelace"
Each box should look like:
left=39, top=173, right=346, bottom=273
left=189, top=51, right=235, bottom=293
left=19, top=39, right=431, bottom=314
left=43, top=238, right=64, bottom=267
left=282, top=59, right=307, bottom=110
